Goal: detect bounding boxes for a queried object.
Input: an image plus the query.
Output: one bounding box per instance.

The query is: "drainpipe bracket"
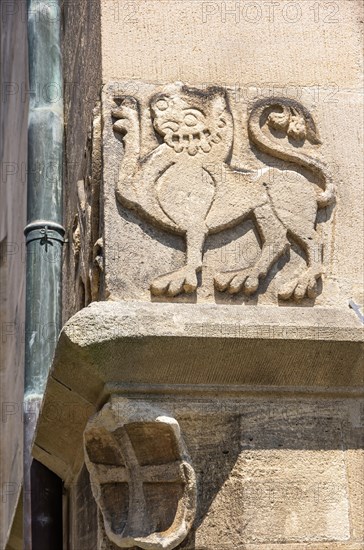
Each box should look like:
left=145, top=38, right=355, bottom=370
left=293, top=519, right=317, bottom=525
left=24, top=220, right=66, bottom=246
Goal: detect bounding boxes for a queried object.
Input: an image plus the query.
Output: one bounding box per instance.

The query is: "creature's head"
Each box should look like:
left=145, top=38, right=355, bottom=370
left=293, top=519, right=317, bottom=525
left=150, top=83, right=231, bottom=156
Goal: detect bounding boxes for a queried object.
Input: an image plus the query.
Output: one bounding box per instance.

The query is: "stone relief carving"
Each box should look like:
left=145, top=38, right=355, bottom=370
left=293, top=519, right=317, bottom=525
left=111, top=83, right=335, bottom=302
left=72, top=103, right=103, bottom=308
left=84, top=399, right=197, bottom=550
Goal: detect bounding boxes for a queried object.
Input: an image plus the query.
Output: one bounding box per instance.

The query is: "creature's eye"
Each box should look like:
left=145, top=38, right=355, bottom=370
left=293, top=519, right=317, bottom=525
left=155, top=98, right=169, bottom=111
left=184, top=113, right=198, bottom=127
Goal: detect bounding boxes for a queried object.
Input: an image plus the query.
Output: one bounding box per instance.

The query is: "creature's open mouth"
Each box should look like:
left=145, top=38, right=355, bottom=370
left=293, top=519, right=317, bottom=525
left=164, top=128, right=221, bottom=156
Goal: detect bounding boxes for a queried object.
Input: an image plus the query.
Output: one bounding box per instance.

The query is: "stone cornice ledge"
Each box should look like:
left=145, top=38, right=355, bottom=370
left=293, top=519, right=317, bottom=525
left=60, top=301, right=363, bottom=389
left=33, top=301, right=363, bottom=483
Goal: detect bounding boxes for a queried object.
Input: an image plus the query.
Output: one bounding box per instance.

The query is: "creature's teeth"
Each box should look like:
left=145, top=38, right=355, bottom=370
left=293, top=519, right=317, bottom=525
left=168, top=133, right=183, bottom=153
left=174, top=142, right=184, bottom=153
left=188, top=134, right=198, bottom=156
left=200, top=134, right=211, bottom=153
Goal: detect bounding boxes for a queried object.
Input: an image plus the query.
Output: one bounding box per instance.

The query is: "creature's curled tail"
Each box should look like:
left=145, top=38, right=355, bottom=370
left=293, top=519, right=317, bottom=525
left=248, top=98, right=335, bottom=207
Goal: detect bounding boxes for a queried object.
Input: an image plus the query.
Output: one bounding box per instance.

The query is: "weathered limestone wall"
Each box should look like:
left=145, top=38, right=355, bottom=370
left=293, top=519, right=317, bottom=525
left=0, top=1, right=28, bottom=547
left=101, top=0, right=363, bottom=87
left=62, top=0, right=102, bottom=322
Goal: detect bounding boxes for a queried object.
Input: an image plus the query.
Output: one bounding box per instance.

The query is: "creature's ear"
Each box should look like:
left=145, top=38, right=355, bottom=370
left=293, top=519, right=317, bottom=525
left=211, top=92, right=228, bottom=115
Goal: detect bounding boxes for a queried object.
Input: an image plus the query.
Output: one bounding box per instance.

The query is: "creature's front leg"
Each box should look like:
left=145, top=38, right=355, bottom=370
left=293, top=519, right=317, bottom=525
left=112, top=98, right=140, bottom=204
left=150, top=227, right=207, bottom=297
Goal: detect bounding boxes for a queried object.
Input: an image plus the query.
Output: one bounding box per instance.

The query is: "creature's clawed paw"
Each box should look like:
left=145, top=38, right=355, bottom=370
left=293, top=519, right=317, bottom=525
left=278, top=268, right=323, bottom=301
left=112, top=98, right=138, bottom=135
left=214, top=269, right=260, bottom=295
left=150, top=267, right=198, bottom=297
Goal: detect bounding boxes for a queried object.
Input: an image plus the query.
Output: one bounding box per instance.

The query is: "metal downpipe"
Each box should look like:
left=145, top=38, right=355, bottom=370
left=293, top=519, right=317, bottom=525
left=24, top=0, right=64, bottom=547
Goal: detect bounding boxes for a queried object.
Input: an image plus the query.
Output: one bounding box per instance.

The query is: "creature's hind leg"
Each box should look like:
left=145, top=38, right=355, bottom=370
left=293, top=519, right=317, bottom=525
left=215, top=204, right=289, bottom=294
left=278, top=229, right=324, bottom=301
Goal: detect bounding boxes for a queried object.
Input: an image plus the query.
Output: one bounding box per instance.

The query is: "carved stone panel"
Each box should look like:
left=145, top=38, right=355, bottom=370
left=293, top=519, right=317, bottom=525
left=84, top=398, right=197, bottom=549
left=99, top=81, right=349, bottom=306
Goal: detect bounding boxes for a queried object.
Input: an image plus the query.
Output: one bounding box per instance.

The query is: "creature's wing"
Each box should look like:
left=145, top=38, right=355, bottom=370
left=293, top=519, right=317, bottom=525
left=133, top=146, right=180, bottom=233
left=133, top=184, right=179, bottom=233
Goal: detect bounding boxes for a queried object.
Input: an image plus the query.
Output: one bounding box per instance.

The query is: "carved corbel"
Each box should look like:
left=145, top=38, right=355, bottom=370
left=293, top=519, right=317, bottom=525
left=84, top=398, right=197, bottom=549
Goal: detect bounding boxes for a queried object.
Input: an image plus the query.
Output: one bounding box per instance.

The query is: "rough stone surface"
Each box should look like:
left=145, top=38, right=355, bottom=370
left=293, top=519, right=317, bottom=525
left=68, top=465, right=98, bottom=549
left=40, top=302, right=364, bottom=405
left=33, top=299, right=363, bottom=473
left=62, top=0, right=103, bottom=322
left=100, top=1, right=363, bottom=90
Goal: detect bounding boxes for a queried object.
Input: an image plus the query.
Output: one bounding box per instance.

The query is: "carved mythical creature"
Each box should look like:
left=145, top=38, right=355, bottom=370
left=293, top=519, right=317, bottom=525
left=112, top=83, right=335, bottom=300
